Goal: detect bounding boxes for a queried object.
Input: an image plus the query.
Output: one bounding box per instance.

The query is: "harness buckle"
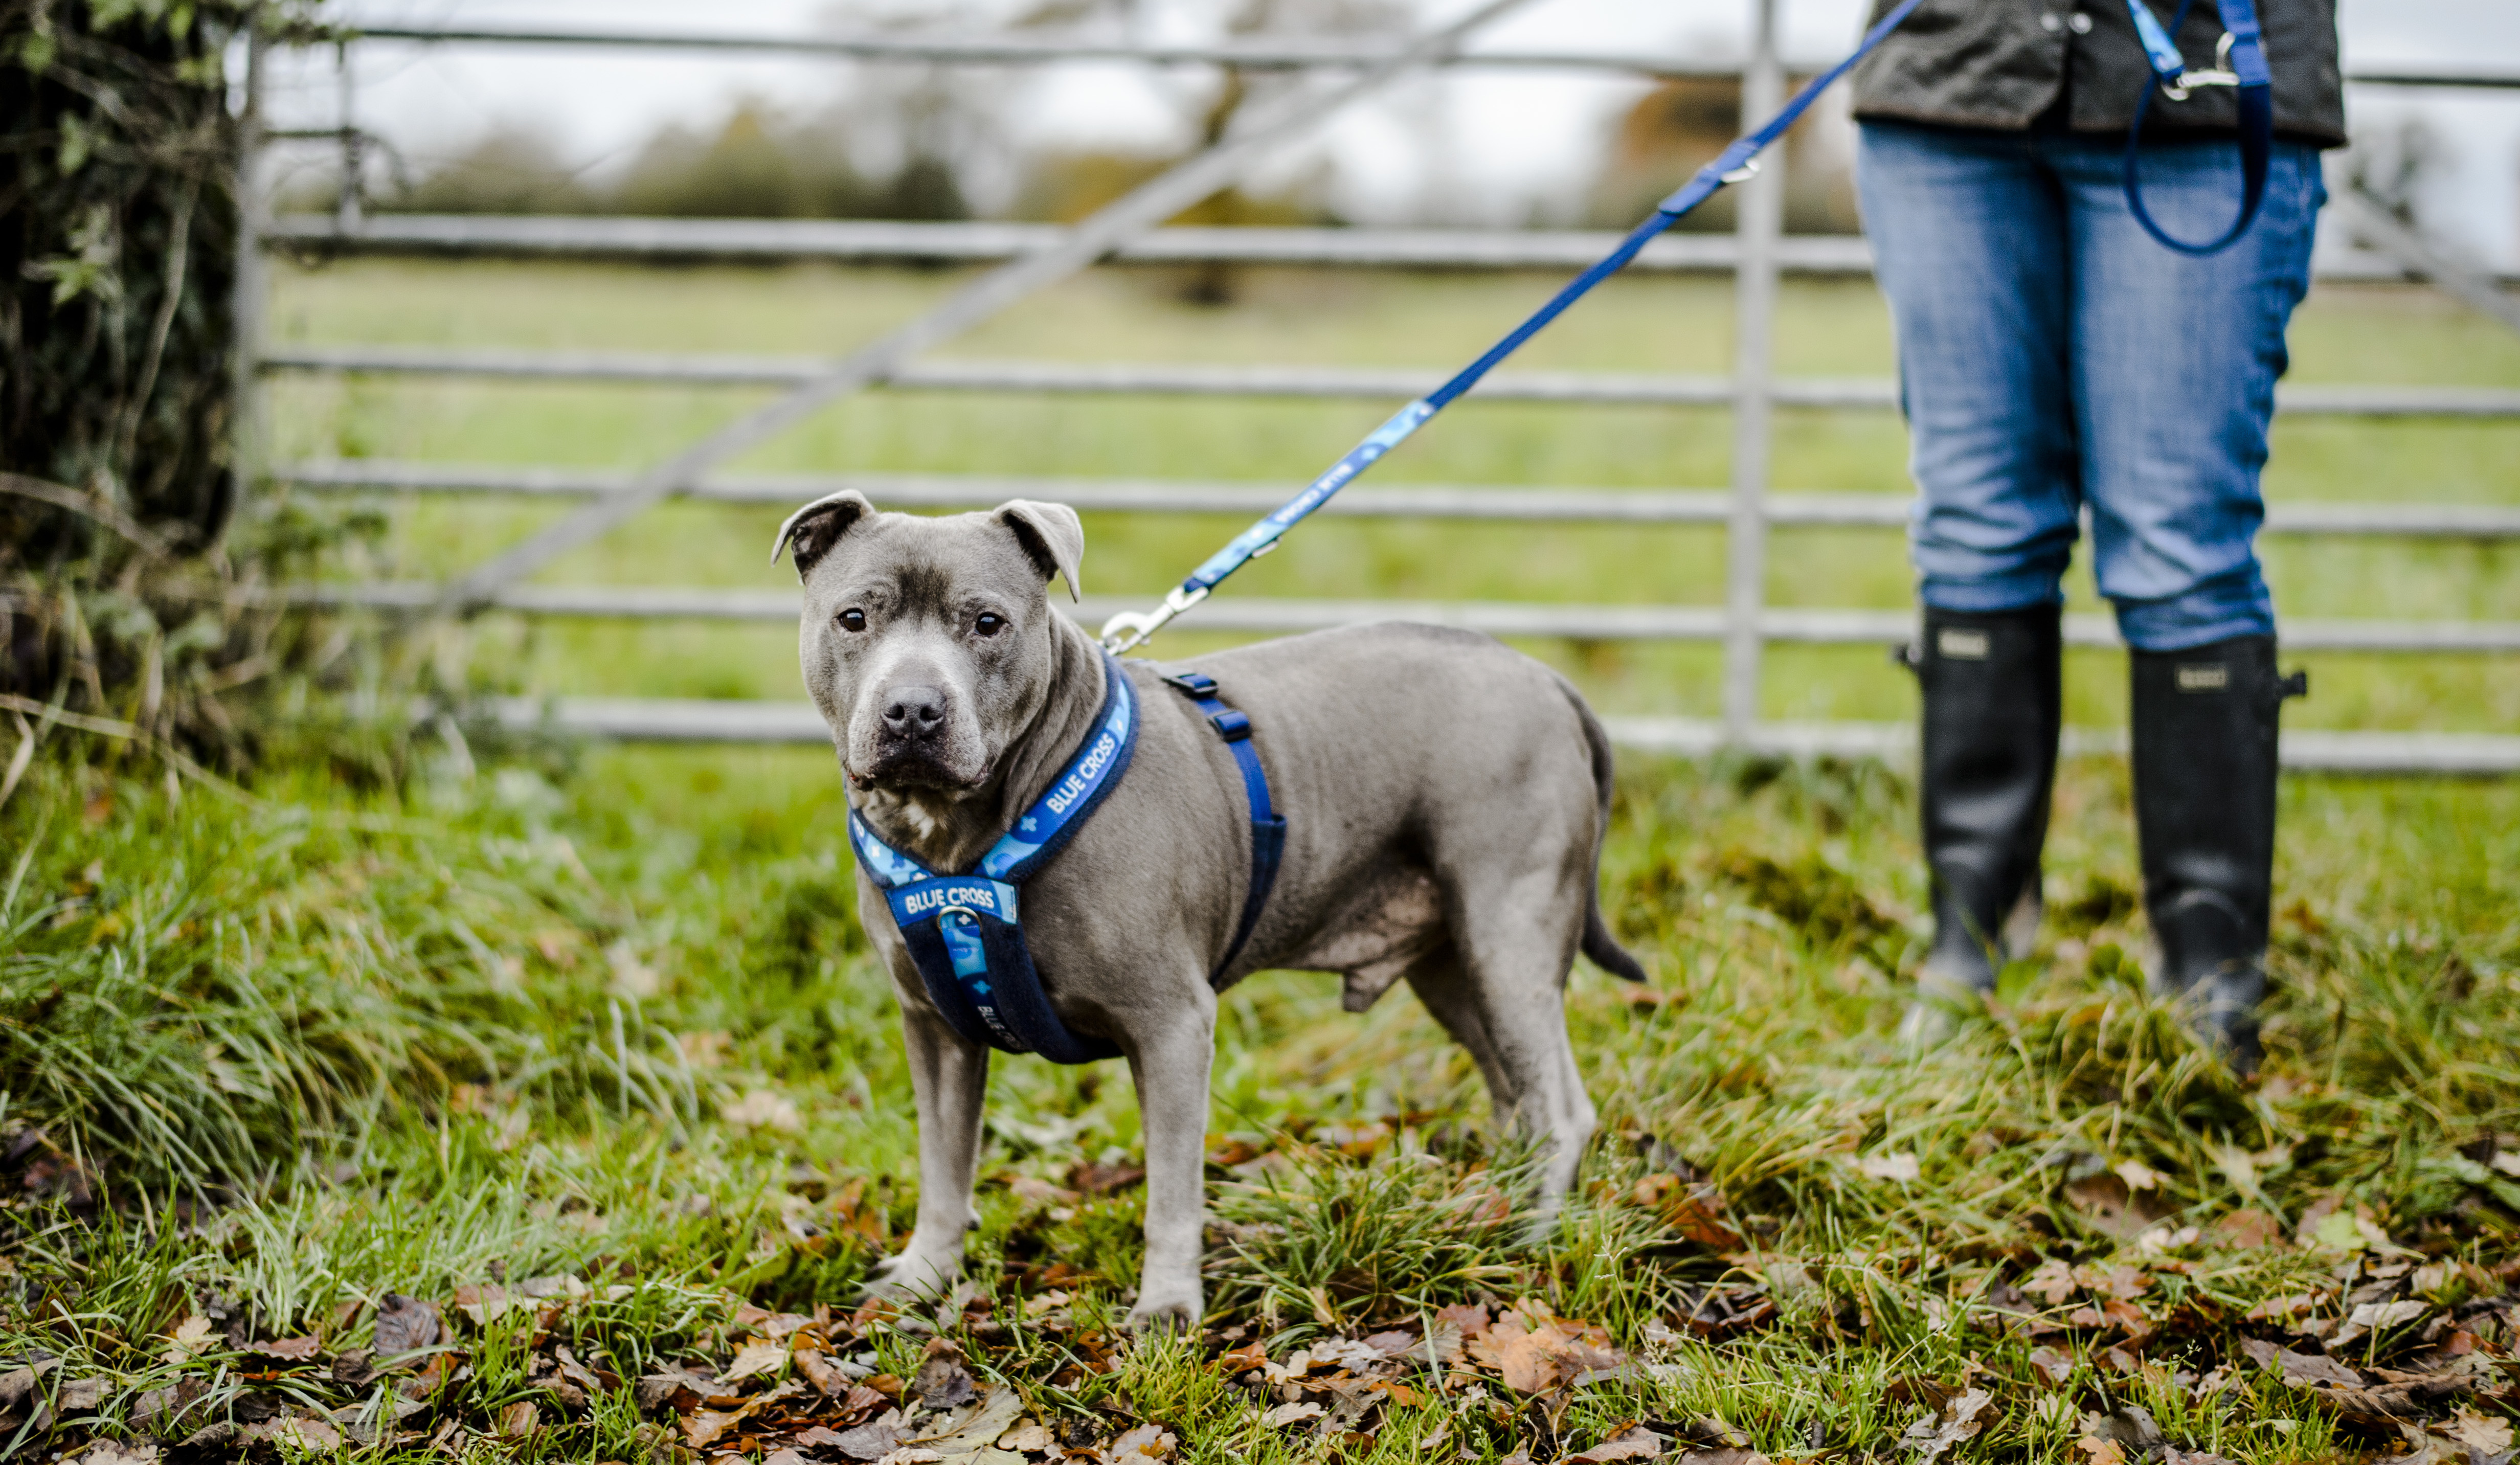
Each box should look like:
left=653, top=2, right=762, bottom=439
left=1207, top=708, right=1253, bottom=742
left=1162, top=670, right=1220, bottom=696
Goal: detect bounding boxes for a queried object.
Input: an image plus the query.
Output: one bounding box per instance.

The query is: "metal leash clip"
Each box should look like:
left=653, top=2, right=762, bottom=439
left=1100, top=582, right=1211, bottom=654
left=2164, top=31, right=2239, bottom=100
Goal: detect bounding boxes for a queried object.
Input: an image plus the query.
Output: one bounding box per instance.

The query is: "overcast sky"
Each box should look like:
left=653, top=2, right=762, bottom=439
left=262, top=0, right=2520, bottom=263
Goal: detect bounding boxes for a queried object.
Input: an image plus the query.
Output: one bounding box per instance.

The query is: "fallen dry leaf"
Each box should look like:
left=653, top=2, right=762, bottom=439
left=2211, top=1209, right=2286, bottom=1249
left=250, top=1416, right=343, bottom=1452
left=1436, top=1301, right=1491, bottom=1340
left=1067, top=1159, right=1146, bottom=1194
left=2441, top=1407, right=2514, bottom=1455
left=2027, top=1346, right=2075, bottom=1388
left=997, top=1422, right=1054, bottom=1453
left=2062, top=1173, right=2174, bottom=1242
left=763, top=1451, right=810, bottom=1465
left=1465, top=1308, right=1623, bottom=1394
left=372, top=1293, right=441, bottom=1356
left=495, top=1401, right=538, bottom=1439
left=1898, top=1387, right=1994, bottom=1463
left=805, top=1423, right=904, bottom=1460
left=2270, top=1347, right=2365, bottom=1389
left=1308, top=1337, right=1385, bottom=1372
left=2022, top=1258, right=2077, bottom=1304
left=720, top=1341, right=789, bottom=1384
left=723, top=1089, right=803, bottom=1133
left=2349, top=1299, right=2429, bottom=1332
left=2112, top=1160, right=2165, bottom=1191
left=69, top=1444, right=159, bottom=1465
left=1004, top=1176, right=1081, bottom=1207
left=684, top=1408, right=752, bottom=1449
left=909, top=1384, right=1026, bottom=1458
left=1107, top=1423, right=1176, bottom=1460
left=912, top=1337, right=980, bottom=1411
left=453, top=1282, right=522, bottom=1326
left=795, top=1347, right=848, bottom=1396
left=1567, top=1427, right=1665, bottom=1463
left=164, top=1315, right=218, bottom=1363
left=1262, top=1401, right=1325, bottom=1428
left=1855, top=1153, right=1921, bottom=1183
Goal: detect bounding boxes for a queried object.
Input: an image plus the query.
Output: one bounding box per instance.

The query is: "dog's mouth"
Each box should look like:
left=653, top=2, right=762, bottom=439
left=851, top=745, right=989, bottom=794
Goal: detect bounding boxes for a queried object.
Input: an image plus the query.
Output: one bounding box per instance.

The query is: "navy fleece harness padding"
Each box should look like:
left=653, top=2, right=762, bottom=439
left=847, top=656, right=1282, bottom=1064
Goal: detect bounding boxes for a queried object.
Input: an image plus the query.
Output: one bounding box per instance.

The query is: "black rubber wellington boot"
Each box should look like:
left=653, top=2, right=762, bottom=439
left=2130, top=635, right=2304, bottom=1074
left=1900, top=605, right=2062, bottom=1041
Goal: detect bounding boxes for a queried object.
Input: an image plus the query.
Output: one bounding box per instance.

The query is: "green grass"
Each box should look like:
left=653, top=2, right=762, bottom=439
left=1, top=256, right=2510, bottom=1463
left=3, top=734, right=2514, bottom=1463
left=262, top=258, right=2520, bottom=733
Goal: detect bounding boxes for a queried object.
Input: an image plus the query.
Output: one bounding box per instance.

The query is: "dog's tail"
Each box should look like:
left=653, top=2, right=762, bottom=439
left=1560, top=677, right=1650, bottom=984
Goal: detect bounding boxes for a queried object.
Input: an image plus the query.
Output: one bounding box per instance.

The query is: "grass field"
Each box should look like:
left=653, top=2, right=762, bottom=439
left=3, top=731, right=2516, bottom=1464
left=0, top=257, right=2513, bottom=1464
left=260, top=257, right=2520, bottom=733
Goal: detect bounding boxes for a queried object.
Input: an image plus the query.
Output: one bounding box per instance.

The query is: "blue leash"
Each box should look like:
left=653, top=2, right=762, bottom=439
left=2121, top=0, right=2275, bottom=255
left=1098, top=0, right=1932, bottom=652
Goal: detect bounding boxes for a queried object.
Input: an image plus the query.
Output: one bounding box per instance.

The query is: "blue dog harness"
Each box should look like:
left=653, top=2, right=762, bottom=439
left=847, top=656, right=1282, bottom=1064
left=2120, top=0, right=2275, bottom=256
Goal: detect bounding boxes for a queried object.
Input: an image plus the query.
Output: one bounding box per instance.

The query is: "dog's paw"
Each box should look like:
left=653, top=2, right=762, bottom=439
left=1122, top=1284, right=1202, bottom=1335
left=860, top=1245, right=960, bottom=1304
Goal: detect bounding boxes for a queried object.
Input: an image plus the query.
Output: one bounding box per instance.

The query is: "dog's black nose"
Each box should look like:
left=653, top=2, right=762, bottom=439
left=882, top=686, right=948, bottom=735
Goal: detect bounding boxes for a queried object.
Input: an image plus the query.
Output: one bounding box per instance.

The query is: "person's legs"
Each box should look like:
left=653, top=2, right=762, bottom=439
left=1855, top=122, right=2075, bottom=1021
left=2056, top=135, right=2325, bottom=1069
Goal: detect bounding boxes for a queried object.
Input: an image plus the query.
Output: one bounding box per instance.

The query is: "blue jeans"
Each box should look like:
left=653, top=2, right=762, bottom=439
left=1853, top=121, right=2326, bottom=651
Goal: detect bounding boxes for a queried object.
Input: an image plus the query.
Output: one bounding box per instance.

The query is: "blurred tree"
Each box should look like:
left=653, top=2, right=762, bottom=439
left=1590, top=75, right=1860, bottom=235
left=393, top=124, right=601, bottom=215
left=2344, top=112, right=2450, bottom=228
left=1011, top=0, right=1398, bottom=301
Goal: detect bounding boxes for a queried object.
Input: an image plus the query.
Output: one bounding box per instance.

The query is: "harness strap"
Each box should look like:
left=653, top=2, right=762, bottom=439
left=2121, top=0, right=2275, bottom=257
left=1161, top=670, right=1287, bottom=982
left=846, top=655, right=1138, bottom=1065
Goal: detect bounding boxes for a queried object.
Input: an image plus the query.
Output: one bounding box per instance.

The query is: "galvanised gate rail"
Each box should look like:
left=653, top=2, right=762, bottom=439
left=245, top=7, right=2520, bottom=773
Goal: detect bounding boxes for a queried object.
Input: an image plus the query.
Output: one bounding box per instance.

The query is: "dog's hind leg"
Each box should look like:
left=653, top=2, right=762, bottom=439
left=1402, top=944, right=1516, bottom=1115
left=867, top=1004, right=989, bottom=1304
left=1403, top=906, right=1597, bottom=1231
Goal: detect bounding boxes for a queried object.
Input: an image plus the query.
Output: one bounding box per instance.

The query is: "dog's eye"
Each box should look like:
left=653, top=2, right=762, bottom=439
left=838, top=608, right=866, bottom=632
left=974, top=613, right=1005, bottom=638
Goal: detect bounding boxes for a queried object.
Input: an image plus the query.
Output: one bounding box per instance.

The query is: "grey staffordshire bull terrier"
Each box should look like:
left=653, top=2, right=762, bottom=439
left=774, top=491, right=1647, bottom=1332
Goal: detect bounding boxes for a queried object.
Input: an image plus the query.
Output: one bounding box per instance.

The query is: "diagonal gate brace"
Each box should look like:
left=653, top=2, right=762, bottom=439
left=432, top=0, right=1540, bottom=617
left=2332, top=181, right=2520, bottom=339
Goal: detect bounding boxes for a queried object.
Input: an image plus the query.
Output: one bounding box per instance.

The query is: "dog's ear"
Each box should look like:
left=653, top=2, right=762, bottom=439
left=993, top=500, right=1083, bottom=602
left=772, top=490, right=875, bottom=578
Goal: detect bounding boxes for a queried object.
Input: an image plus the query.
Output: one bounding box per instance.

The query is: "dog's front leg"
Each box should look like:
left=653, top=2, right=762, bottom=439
left=867, top=1004, right=989, bottom=1303
left=1122, top=1001, right=1215, bottom=1333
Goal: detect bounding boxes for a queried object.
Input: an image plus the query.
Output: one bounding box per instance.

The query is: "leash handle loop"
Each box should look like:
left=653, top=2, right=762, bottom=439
left=2120, top=0, right=2275, bottom=256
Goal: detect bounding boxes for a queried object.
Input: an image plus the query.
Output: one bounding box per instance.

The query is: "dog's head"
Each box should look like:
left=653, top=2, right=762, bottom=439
left=773, top=492, right=1085, bottom=795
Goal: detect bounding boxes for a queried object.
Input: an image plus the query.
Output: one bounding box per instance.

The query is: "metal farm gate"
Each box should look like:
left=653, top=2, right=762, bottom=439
left=238, top=4, right=2520, bottom=773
